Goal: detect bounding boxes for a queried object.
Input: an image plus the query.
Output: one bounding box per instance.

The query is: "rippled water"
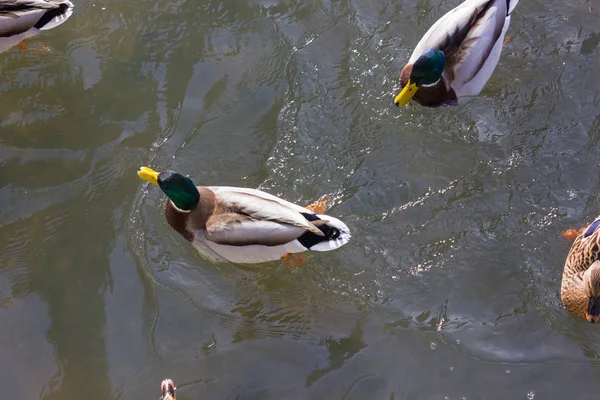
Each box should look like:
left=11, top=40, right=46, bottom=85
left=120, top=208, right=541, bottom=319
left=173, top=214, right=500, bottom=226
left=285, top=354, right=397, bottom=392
left=1, top=0, right=600, bottom=398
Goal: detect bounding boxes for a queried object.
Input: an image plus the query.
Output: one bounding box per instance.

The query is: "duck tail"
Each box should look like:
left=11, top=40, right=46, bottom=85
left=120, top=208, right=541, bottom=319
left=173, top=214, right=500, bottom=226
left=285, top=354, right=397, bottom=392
left=305, top=214, right=351, bottom=252
left=506, top=0, right=519, bottom=16
left=34, top=0, right=74, bottom=31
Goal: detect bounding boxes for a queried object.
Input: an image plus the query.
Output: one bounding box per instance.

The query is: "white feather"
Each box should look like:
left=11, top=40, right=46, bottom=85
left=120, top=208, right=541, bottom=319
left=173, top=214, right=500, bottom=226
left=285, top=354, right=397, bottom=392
left=452, top=2, right=506, bottom=85
left=37, top=1, right=73, bottom=31
left=209, top=186, right=326, bottom=235
left=409, top=0, right=493, bottom=64
left=192, top=231, right=307, bottom=264
left=308, top=214, right=351, bottom=252
left=454, top=15, right=511, bottom=99
left=0, top=8, right=45, bottom=36
left=209, top=186, right=314, bottom=214
left=205, top=218, right=307, bottom=246
left=192, top=214, right=351, bottom=264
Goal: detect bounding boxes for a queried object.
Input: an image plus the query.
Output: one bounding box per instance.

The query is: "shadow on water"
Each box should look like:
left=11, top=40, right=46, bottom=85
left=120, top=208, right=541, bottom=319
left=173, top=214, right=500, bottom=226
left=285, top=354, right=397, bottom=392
left=305, top=322, right=367, bottom=387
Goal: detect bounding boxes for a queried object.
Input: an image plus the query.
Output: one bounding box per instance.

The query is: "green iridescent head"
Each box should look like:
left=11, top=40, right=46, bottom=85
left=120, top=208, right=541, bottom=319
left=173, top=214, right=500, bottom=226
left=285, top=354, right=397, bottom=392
left=394, top=49, right=446, bottom=106
left=411, top=49, right=446, bottom=86
left=137, top=167, right=200, bottom=210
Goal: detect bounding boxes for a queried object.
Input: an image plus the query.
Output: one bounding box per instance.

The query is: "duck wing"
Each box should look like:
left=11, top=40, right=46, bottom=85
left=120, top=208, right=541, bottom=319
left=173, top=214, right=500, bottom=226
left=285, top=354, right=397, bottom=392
left=0, top=0, right=62, bottom=12
left=566, top=217, right=600, bottom=274
left=204, top=214, right=310, bottom=246
left=0, top=0, right=72, bottom=36
left=410, top=0, right=508, bottom=84
left=203, top=187, right=326, bottom=246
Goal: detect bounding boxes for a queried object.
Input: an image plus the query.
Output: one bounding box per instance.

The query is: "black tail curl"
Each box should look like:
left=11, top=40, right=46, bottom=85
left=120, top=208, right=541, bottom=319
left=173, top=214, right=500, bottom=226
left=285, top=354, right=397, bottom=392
left=34, top=3, right=71, bottom=30
left=297, top=213, right=341, bottom=249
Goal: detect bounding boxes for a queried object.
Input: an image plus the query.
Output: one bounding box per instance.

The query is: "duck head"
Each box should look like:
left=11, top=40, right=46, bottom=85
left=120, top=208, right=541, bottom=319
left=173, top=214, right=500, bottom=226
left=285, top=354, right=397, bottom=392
left=138, top=167, right=200, bottom=211
left=394, top=49, right=445, bottom=107
left=583, top=261, right=600, bottom=323
left=160, top=378, right=176, bottom=400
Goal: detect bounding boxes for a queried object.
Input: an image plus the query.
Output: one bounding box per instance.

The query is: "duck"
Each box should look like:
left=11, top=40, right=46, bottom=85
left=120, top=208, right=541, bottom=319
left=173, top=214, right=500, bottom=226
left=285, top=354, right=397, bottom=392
left=561, top=217, right=600, bottom=323
left=137, top=167, right=351, bottom=264
left=0, top=0, right=74, bottom=54
left=160, top=379, right=176, bottom=400
left=394, top=0, right=519, bottom=107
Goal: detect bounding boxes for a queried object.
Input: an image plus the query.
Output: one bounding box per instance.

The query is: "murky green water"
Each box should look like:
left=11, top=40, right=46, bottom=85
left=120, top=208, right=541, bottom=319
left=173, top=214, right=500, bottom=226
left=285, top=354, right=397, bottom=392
left=1, top=0, right=600, bottom=398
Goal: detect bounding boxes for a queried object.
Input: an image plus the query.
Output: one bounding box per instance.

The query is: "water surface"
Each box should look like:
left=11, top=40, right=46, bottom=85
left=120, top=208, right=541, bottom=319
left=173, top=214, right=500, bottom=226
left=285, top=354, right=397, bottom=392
left=1, top=0, right=600, bottom=399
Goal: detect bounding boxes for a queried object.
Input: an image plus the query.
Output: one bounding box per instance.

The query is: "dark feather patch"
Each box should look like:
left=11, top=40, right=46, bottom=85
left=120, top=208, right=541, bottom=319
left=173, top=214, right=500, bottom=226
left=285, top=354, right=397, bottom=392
left=505, top=0, right=516, bottom=16
left=440, top=1, right=495, bottom=61
left=300, top=212, right=320, bottom=222
left=436, top=0, right=503, bottom=86
left=297, top=223, right=341, bottom=249
left=588, top=297, right=600, bottom=317
left=33, top=2, right=70, bottom=29
left=297, top=212, right=339, bottom=248
left=584, top=219, right=600, bottom=238
left=458, top=0, right=502, bottom=82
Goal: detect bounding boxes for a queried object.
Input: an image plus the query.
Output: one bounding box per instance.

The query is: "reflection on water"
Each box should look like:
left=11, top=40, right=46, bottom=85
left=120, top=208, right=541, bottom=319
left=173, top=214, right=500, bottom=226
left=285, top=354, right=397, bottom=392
left=2, top=0, right=600, bottom=399
left=305, top=322, right=366, bottom=387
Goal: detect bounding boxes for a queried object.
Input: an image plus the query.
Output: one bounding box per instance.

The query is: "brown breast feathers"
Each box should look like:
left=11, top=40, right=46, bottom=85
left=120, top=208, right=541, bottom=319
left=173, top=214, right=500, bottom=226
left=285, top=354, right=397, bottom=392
left=164, top=187, right=217, bottom=242
left=400, top=64, right=457, bottom=107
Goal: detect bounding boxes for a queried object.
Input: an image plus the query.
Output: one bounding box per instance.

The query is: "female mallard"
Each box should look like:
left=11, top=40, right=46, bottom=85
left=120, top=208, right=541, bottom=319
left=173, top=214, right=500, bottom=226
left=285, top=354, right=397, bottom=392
left=160, top=379, right=176, bottom=400
left=561, top=217, right=600, bottom=323
left=0, top=0, right=74, bottom=53
left=137, top=167, right=351, bottom=264
left=394, top=0, right=519, bottom=107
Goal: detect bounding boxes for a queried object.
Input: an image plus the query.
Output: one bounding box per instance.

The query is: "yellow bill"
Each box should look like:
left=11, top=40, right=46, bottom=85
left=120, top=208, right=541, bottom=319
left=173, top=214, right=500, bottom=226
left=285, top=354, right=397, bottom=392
left=137, top=166, right=159, bottom=185
left=394, top=80, right=419, bottom=107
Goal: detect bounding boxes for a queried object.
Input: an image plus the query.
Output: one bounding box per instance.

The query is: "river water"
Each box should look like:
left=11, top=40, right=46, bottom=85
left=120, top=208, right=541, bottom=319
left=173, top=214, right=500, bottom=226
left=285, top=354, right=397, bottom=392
left=1, top=0, right=599, bottom=399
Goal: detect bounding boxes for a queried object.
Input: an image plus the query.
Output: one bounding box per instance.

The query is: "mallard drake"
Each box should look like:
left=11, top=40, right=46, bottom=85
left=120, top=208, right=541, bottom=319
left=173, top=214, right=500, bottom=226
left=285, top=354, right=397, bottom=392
left=160, top=379, right=176, bottom=400
left=561, top=217, right=600, bottom=323
left=394, top=0, right=519, bottom=107
left=137, top=167, right=351, bottom=264
left=0, top=0, right=74, bottom=53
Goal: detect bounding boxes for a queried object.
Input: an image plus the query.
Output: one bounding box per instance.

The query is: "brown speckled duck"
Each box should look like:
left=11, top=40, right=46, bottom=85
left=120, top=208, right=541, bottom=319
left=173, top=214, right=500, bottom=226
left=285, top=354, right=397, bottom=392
left=393, top=0, right=520, bottom=107
left=561, top=218, right=600, bottom=323
left=160, top=379, right=176, bottom=400
left=137, top=167, right=351, bottom=264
